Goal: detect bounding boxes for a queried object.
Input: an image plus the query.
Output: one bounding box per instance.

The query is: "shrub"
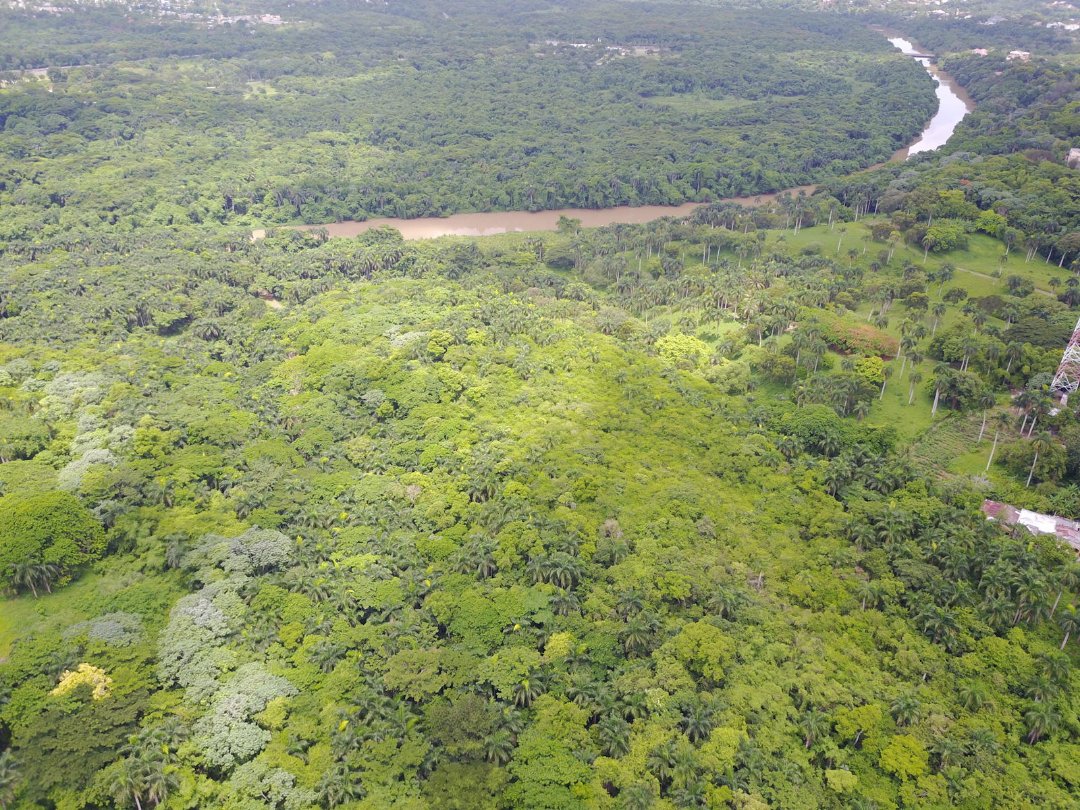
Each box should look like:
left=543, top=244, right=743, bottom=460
left=186, top=527, right=292, bottom=577
left=193, top=664, right=297, bottom=771
left=806, top=310, right=898, bottom=357
left=997, top=441, right=1066, bottom=484
left=0, top=491, right=105, bottom=592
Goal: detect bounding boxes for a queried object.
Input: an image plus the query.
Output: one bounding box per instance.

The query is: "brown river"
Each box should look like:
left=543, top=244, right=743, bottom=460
left=252, top=36, right=973, bottom=243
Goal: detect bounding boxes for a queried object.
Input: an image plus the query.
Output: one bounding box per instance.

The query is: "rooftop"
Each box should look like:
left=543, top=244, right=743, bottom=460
left=983, top=500, right=1080, bottom=553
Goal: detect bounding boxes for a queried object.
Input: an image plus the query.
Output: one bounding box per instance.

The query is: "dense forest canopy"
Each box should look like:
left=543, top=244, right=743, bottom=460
left=2, top=0, right=1080, bottom=809
left=0, top=0, right=938, bottom=234
left=2, top=213, right=1080, bottom=808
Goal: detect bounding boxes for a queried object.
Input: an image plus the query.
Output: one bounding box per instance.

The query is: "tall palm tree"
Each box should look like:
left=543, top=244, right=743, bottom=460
left=897, top=335, right=916, bottom=378
left=1004, top=341, right=1025, bottom=374
left=798, top=709, right=831, bottom=749
left=616, top=591, right=645, bottom=619
left=623, top=613, right=659, bottom=657
left=1026, top=432, right=1054, bottom=487
left=512, top=676, right=545, bottom=708
left=1027, top=676, right=1058, bottom=703
left=1025, top=395, right=1050, bottom=438
left=108, top=760, right=144, bottom=810
left=930, top=363, right=951, bottom=417
left=1036, top=651, right=1071, bottom=688
left=8, top=562, right=39, bottom=597
left=853, top=579, right=880, bottom=611
left=986, top=413, right=1011, bottom=471
left=671, top=745, right=701, bottom=790
left=890, top=693, right=921, bottom=727
left=596, top=714, right=631, bottom=757
left=1015, top=390, right=1036, bottom=433
left=619, top=782, right=657, bottom=810
left=680, top=702, right=714, bottom=744
left=977, top=392, right=996, bottom=441
left=960, top=335, right=981, bottom=371
left=957, top=681, right=990, bottom=711
left=1050, top=564, right=1080, bottom=618
left=917, top=605, right=958, bottom=646
left=1013, top=570, right=1048, bottom=625
left=982, top=595, right=1013, bottom=631
left=776, top=435, right=799, bottom=461
left=309, top=640, right=345, bottom=674
left=931, top=736, right=965, bottom=771
left=908, top=371, right=923, bottom=405
left=142, top=763, right=177, bottom=808
left=931, top=302, right=947, bottom=336
left=484, top=729, right=515, bottom=765
left=938, top=263, right=955, bottom=293
left=551, top=589, right=581, bottom=617
left=315, top=763, right=362, bottom=808
left=647, top=740, right=678, bottom=789
left=32, top=563, right=61, bottom=594
left=1058, top=606, right=1080, bottom=650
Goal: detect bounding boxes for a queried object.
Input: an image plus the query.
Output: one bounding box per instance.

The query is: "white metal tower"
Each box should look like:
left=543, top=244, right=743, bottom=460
left=1051, top=316, right=1080, bottom=403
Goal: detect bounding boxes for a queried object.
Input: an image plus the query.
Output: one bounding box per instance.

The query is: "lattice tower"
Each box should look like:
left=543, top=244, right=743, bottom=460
left=1051, top=316, right=1080, bottom=398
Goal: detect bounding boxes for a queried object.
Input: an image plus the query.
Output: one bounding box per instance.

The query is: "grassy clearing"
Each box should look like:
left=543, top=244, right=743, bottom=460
left=865, top=360, right=936, bottom=440
left=0, top=566, right=182, bottom=661
left=769, top=221, right=1070, bottom=297
left=244, top=80, right=278, bottom=99
left=642, top=94, right=756, bottom=114
left=0, top=573, right=102, bottom=660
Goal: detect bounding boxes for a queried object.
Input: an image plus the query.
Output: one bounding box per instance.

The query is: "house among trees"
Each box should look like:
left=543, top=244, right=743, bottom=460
left=983, top=500, right=1080, bottom=554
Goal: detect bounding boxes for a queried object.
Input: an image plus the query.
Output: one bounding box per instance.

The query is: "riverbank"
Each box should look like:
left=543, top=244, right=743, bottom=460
left=887, top=36, right=975, bottom=158
left=251, top=185, right=819, bottom=242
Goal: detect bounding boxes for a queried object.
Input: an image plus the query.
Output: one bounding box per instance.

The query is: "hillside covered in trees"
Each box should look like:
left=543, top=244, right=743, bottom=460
left=2, top=0, right=1080, bottom=809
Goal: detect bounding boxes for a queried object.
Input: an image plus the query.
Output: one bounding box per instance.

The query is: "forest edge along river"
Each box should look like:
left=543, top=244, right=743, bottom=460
left=885, top=36, right=975, bottom=159
left=251, top=34, right=973, bottom=243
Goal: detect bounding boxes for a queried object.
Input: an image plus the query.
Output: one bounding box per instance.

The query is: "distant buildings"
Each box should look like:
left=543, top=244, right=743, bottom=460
left=1068, top=148, right=1080, bottom=169
left=1007, top=50, right=1032, bottom=62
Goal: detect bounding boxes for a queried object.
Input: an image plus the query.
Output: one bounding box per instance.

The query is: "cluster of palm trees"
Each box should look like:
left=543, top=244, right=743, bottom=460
left=824, top=450, right=911, bottom=498
left=5, top=561, right=61, bottom=598
left=108, top=721, right=186, bottom=810
left=525, top=551, right=584, bottom=590
left=645, top=735, right=713, bottom=807
left=846, top=500, right=1080, bottom=655
left=1014, top=387, right=1055, bottom=439
left=847, top=564, right=1077, bottom=749
left=788, top=326, right=829, bottom=376
left=794, top=371, right=876, bottom=420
